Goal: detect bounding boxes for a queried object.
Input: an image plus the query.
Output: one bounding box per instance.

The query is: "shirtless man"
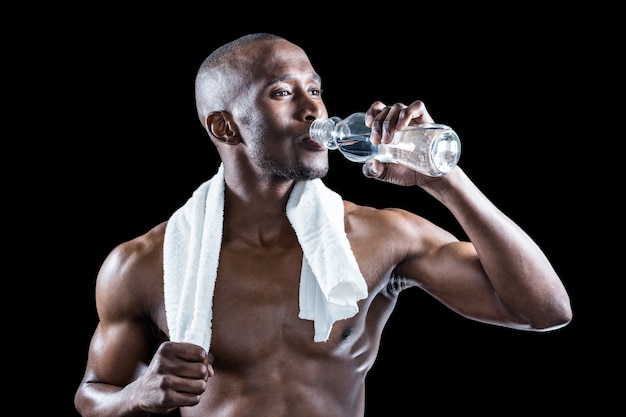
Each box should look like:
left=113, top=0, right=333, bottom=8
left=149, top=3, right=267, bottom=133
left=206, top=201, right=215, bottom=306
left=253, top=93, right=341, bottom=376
left=74, top=33, right=572, bottom=417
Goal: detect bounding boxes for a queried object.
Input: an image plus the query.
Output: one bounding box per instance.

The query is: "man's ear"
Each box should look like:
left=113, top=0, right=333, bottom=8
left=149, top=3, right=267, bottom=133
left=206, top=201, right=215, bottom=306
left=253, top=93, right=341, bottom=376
left=206, top=111, right=240, bottom=144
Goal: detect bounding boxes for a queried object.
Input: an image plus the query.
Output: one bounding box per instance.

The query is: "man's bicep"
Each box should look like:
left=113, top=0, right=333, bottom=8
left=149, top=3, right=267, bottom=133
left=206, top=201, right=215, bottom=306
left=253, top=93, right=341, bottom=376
left=84, top=320, right=153, bottom=386
left=406, top=241, right=516, bottom=325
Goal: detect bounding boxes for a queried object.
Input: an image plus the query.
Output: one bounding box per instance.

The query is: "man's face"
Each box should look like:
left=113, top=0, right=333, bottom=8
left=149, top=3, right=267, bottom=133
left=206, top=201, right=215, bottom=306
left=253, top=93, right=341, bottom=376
left=231, top=40, right=330, bottom=181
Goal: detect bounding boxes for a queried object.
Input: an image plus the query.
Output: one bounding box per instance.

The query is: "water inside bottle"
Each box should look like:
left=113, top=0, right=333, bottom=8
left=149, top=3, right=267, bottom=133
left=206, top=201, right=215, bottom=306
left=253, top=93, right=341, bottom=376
left=376, top=128, right=460, bottom=176
left=335, top=134, right=375, bottom=162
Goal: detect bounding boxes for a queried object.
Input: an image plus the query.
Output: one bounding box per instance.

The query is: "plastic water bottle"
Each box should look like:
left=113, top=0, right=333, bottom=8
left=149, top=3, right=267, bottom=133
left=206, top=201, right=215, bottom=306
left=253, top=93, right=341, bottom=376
left=309, top=112, right=461, bottom=177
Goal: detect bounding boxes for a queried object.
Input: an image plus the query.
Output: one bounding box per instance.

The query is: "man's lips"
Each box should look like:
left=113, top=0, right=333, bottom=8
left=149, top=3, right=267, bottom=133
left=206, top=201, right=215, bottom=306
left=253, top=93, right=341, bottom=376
left=300, top=136, right=326, bottom=151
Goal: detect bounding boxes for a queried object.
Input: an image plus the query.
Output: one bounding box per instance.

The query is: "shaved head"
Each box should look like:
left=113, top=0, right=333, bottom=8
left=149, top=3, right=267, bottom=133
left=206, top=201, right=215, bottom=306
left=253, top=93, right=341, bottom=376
left=194, top=33, right=285, bottom=129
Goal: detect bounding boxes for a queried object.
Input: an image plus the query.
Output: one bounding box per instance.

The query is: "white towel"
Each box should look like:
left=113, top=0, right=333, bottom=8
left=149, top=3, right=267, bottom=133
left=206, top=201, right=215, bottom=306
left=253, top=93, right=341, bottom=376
left=163, top=164, right=368, bottom=350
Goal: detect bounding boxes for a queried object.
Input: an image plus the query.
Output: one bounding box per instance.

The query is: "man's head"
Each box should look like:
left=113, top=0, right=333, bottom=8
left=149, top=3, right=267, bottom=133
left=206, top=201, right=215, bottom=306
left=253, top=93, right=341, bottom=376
left=195, top=33, right=284, bottom=126
left=194, top=33, right=329, bottom=181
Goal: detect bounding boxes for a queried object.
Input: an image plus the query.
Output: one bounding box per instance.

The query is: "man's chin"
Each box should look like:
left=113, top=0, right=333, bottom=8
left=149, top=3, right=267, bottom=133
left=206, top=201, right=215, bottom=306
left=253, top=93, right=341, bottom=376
left=289, top=165, right=328, bottom=181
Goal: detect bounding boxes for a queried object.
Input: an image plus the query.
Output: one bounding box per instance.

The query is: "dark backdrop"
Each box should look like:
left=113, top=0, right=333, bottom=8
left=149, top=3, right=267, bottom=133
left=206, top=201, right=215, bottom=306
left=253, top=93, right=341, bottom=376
left=21, top=6, right=618, bottom=416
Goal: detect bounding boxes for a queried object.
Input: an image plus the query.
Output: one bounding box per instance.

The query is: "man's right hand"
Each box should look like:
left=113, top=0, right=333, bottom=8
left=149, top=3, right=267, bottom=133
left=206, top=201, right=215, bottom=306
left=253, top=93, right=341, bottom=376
left=133, top=341, right=213, bottom=414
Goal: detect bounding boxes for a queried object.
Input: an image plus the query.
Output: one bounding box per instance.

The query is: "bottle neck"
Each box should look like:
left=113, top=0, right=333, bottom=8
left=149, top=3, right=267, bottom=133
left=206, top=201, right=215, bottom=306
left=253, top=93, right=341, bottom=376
left=309, top=117, right=341, bottom=150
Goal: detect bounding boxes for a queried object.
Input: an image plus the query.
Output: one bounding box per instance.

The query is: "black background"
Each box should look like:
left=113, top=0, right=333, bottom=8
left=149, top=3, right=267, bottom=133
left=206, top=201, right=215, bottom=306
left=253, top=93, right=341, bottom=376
left=16, top=5, right=620, bottom=416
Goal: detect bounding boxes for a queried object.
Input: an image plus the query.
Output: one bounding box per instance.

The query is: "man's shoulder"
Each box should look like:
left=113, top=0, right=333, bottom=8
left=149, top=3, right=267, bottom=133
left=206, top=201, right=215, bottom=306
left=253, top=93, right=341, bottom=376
left=343, top=200, right=392, bottom=230
left=342, top=199, right=370, bottom=214
left=342, top=200, right=428, bottom=239
left=117, top=221, right=167, bottom=261
left=342, top=200, right=408, bottom=219
left=98, top=222, right=167, bottom=288
left=95, top=222, right=167, bottom=318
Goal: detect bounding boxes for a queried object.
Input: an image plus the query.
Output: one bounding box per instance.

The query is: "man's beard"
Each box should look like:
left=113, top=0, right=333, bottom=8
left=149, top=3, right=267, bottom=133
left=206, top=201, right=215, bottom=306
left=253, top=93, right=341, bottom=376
left=243, top=120, right=329, bottom=181
left=255, top=156, right=329, bottom=181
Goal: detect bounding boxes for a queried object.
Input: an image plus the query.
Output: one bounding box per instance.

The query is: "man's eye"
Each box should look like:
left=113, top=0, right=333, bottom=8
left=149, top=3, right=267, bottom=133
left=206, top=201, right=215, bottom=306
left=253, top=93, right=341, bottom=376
left=311, top=88, right=322, bottom=96
left=273, top=90, right=290, bottom=97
